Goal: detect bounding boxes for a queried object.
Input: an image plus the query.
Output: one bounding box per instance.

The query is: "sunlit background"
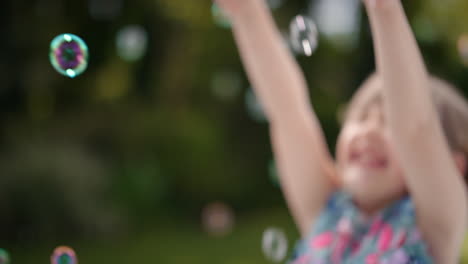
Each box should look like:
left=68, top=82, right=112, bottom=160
left=1, top=0, right=468, bottom=263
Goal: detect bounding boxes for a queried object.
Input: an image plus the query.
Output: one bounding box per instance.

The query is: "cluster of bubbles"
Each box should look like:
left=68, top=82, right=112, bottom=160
left=49, top=34, right=89, bottom=78
left=49, top=25, right=148, bottom=77
left=262, top=227, right=289, bottom=263
left=201, top=202, right=235, bottom=236
left=0, top=246, right=77, bottom=264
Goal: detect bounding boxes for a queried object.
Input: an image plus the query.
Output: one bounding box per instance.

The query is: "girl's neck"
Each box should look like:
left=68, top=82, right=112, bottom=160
left=351, top=192, right=406, bottom=218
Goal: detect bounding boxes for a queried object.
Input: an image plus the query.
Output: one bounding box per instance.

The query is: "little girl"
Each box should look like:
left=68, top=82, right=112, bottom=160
left=215, top=0, right=468, bottom=263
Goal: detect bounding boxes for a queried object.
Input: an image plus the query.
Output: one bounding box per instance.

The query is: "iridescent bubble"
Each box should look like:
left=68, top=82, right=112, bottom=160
left=49, top=34, right=89, bottom=78
left=51, top=246, right=78, bottom=264
left=116, top=25, right=148, bottom=62
left=262, top=227, right=288, bottom=262
left=0, top=249, right=10, bottom=264
left=245, top=89, right=268, bottom=122
left=290, top=15, right=318, bottom=56
left=211, top=3, right=231, bottom=29
left=201, top=202, right=235, bottom=236
left=458, top=34, right=468, bottom=66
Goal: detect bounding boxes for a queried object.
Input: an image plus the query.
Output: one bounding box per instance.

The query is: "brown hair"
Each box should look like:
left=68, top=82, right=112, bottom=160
left=342, top=74, right=468, bottom=179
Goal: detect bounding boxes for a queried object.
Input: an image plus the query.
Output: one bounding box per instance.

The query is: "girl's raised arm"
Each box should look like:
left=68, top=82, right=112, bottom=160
left=216, top=0, right=336, bottom=236
left=364, top=0, right=467, bottom=262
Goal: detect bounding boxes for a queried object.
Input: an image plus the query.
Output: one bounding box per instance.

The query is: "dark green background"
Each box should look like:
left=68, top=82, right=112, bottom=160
left=1, top=0, right=468, bottom=262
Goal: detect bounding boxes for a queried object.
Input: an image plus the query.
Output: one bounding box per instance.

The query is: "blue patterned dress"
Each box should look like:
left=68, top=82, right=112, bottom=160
left=289, top=192, right=434, bottom=264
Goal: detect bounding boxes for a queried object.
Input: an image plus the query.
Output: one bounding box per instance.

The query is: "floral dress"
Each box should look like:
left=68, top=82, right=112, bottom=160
left=289, top=192, right=434, bottom=264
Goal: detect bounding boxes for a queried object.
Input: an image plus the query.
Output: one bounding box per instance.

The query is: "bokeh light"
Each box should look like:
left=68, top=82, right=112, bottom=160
left=262, top=227, right=288, bottom=263
left=49, top=34, right=89, bottom=78
left=289, top=15, right=318, bottom=57
left=88, top=0, right=123, bottom=20
left=0, top=249, right=10, bottom=264
left=268, top=159, right=280, bottom=188
left=116, top=25, right=148, bottom=62
left=211, top=3, right=231, bottom=29
left=458, top=34, right=468, bottom=66
left=201, top=202, right=235, bottom=236
left=245, top=89, right=268, bottom=122
left=211, top=70, right=243, bottom=102
left=51, top=246, right=77, bottom=264
left=267, top=0, right=285, bottom=10
left=309, top=0, right=361, bottom=50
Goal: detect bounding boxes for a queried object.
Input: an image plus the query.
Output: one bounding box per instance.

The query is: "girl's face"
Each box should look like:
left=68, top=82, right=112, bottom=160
left=336, top=101, right=407, bottom=213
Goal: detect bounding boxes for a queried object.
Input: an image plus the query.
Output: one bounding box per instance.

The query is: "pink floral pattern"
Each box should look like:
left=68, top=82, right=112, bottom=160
left=289, top=192, right=434, bottom=264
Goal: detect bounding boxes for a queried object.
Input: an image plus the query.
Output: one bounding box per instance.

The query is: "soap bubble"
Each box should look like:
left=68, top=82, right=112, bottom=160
left=49, top=34, right=89, bottom=78
left=51, top=246, right=78, bottom=264
left=289, top=15, right=318, bottom=56
left=262, top=227, right=288, bottom=262
left=201, top=202, right=235, bottom=236
left=116, top=25, right=148, bottom=62
left=0, top=249, right=10, bottom=264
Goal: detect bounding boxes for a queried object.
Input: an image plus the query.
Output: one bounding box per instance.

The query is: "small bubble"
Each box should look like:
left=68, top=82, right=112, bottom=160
left=116, top=25, right=148, bottom=62
left=0, top=249, right=10, bottom=264
left=262, top=227, right=288, bottom=262
left=201, top=202, right=235, bottom=236
left=49, top=34, right=89, bottom=78
left=289, top=15, right=318, bottom=56
left=51, top=246, right=78, bottom=264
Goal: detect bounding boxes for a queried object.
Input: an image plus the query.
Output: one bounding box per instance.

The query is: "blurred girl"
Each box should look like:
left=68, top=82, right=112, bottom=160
left=215, top=0, right=468, bottom=263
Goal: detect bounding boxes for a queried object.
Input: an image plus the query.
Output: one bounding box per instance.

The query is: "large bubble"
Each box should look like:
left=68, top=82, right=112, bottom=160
left=49, top=34, right=89, bottom=78
left=49, top=33, right=89, bottom=78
